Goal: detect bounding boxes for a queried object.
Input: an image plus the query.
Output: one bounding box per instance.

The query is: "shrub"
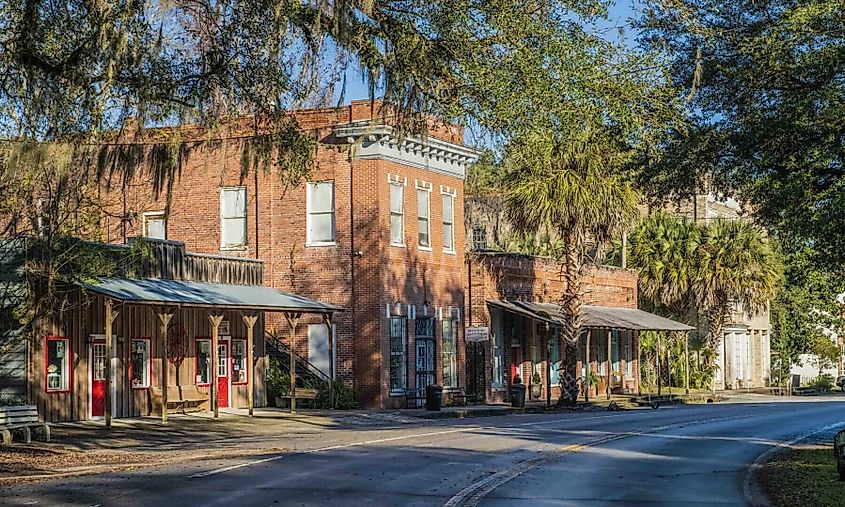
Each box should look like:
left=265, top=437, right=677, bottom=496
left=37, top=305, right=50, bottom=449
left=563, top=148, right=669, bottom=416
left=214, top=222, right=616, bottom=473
left=266, top=357, right=290, bottom=399
left=314, top=379, right=357, bottom=410
left=809, top=374, right=834, bottom=391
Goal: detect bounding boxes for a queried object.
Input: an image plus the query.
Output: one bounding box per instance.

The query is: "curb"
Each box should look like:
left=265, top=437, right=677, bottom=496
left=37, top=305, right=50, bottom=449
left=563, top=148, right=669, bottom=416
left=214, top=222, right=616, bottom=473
left=742, top=421, right=845, bottom=507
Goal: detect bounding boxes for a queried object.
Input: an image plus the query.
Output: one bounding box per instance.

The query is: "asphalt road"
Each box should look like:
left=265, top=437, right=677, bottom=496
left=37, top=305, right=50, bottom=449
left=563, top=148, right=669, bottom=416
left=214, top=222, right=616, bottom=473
left=3, top=397, right=845, bottom=506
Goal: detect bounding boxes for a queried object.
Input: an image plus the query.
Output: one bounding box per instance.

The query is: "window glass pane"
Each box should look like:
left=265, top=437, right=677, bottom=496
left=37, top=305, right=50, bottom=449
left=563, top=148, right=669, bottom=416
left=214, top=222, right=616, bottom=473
left=197, top=341, right=211, bottom=384
left=131, top=340, right=150, bottom=388
left=417, top=190, right=429, bottom=218
left=221, top=188, right=246, bottom=218
left=390, top=215, right=404, bottom=244
left=390, top=184, right=403, bottom=213
left=442, top=194, right=453, bottom=222
left=145, top=217, right=165, bottom=239
left=232, top=341, right=246, bottom=383
left=309, top=213, right=334, bottom=243
left=222, top=217, right=246, bottom=245
left=389, top=317, right=406, bottom=391
left=418, top=218, right=430, bottom=246
left=443, top=223, right=454, bottom=251
left=46, top=339, right=68, bottom=391
left=309, top=182, right=333, bottom=212
left=442, top=319, right=457, bottom=387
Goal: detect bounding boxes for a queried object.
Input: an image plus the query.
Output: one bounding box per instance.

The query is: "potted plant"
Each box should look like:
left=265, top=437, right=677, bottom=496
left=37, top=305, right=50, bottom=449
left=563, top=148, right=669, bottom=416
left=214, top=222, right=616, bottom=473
left=531, top=372, right=542, bottom=399
left=586, top=371, right=600, bottom=395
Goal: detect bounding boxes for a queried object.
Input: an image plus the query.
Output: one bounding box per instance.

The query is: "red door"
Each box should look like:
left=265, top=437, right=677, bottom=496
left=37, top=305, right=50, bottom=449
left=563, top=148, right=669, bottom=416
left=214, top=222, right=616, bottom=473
left=91, top=341, right=106, bottom=417
left=217, top=341, right=230, bottom=408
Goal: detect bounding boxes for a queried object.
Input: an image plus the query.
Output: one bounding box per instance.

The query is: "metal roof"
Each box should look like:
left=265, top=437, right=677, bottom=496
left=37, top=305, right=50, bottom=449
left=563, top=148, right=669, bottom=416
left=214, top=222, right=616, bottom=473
left=486, top=299, right=694, bottom=332
left=84, top=277, right=343, bottom=314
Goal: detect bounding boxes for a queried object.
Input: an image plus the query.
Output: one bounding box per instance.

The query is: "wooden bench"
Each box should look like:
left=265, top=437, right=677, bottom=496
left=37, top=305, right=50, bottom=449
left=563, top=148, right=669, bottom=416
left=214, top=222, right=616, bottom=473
left=1, top=405, right=50, bottom=444
left=151, top=386, right=209, bottom=414
left=444, top=387, right=472, bottom=406
left=276, top=388, right=319, bottom=408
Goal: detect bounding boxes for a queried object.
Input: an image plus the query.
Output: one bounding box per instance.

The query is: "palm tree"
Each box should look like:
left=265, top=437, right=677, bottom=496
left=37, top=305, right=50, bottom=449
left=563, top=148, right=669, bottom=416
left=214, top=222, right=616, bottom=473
left=694, top=219, right=781, bottom=350
left=627, top=212, right=699, bottom=316
left=505, top=134, right=639, bottom=391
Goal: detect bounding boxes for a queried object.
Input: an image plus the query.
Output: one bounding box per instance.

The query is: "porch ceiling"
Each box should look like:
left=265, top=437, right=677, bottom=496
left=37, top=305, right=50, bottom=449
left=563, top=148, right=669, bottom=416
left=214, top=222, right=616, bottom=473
left=486, top=299, right=694, bottom=332
left=84, top=277, right=343, bottom=314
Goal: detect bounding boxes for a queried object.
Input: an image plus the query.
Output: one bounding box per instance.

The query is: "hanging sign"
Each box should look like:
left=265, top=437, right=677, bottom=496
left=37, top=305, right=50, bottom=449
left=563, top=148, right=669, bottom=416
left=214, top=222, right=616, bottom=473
left=465, top=326, right=489, bottom=342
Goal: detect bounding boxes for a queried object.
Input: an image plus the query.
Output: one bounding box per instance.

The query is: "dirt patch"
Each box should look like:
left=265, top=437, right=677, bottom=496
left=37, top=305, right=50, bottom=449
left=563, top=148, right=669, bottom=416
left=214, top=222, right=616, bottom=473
left=0, top=444, right=288, bottom=485
left=757, top=444, right=845, bottom=507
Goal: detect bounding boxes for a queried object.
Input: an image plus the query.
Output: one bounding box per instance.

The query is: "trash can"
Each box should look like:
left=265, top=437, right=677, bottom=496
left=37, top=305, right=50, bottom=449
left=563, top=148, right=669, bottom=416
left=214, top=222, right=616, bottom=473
left=426, top=385, right=443, bottom=411
left=511, top=383, right=526, bottom=408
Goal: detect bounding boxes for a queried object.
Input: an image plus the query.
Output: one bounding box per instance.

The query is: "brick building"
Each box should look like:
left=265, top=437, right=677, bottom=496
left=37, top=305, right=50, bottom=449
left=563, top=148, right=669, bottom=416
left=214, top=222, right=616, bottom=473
left=102, top=100, right=480, bottom=408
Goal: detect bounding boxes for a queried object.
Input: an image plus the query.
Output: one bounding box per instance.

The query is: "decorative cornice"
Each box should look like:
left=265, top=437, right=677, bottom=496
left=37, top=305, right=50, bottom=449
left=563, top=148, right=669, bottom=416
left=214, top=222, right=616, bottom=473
left=333, top=122, right=481, bottom=180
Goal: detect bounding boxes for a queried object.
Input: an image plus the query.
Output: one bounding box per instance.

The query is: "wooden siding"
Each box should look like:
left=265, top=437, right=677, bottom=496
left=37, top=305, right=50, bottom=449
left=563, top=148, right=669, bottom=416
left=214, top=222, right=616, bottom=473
left=30, top=291, right=268, bottom=423
left=139, top=240, right=263, bottom=285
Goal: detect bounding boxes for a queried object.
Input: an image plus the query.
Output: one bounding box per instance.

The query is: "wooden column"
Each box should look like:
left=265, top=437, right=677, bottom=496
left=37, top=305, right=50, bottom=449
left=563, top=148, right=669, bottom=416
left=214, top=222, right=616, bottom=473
left=322, top=313, right=334, bottom=410
left=584, top=329, right=591, bottom=402
left=285, top=313, right=301, bottom=414
left=242, top=314, right=258, bottom=417
left=606, top=329, right=612, bottom=400
left=685, top=331, right=690, bottom=396
left=209, top=314, right=224, bottom=419
left=104, top=300, right=120, bottom=428
left=156, top=311, right=172, bottom=424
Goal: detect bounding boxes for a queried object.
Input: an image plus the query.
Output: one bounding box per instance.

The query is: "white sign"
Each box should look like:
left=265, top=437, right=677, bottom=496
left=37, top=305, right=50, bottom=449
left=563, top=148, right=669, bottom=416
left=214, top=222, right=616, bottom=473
left=465, top=326, right=489, bottom=342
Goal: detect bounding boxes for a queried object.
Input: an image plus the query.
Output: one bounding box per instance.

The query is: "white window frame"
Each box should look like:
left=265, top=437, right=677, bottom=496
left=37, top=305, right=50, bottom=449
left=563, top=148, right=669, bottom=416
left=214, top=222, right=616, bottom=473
left=441, top=191, right=455, bottom=254
left=389, top=182, right=405, bottom=247
left=417, top=188, right=432, bottom=251
left=306, top=181, right=336, bottom=246
left=442, top=318, right=458, bottom=388
left=130, top=338, right=151, bottom=389
left=45, top=336, right=71, bottom=393
left=142, top=211, right=166, bottom=240
left=220, top=186, right=247, bottom=249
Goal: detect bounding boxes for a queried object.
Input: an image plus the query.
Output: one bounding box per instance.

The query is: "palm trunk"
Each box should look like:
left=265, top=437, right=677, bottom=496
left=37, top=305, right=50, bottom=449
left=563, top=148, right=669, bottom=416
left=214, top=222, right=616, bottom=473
left=557, top=231, right=582, bottom=406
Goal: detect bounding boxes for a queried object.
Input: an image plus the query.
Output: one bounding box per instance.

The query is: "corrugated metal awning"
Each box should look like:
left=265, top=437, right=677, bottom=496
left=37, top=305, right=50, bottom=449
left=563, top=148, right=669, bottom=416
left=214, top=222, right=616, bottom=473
left=486, top=299, right=693, bottom=332
left=84, top=277, right=343, bottom=314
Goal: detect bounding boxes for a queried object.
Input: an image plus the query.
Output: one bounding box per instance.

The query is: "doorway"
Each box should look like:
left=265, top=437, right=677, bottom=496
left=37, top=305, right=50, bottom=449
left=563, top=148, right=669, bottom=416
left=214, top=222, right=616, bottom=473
left=217, top=338, right=230, bottom=408
left=414, top=318, right=435, bottom=404
left=90, top=339, right=106, bottom=418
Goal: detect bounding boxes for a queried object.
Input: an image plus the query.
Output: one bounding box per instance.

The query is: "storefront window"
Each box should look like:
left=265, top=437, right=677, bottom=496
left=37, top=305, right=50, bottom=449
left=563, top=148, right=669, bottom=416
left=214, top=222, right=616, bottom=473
left=491, top=309, right=504, bottom=388
left=232, top=340, right=247, bottom=384
left=46, top=336, right=70, bottom=392
left=442, top=318, right=457, bottom=388
left=131, top=339, right=151, bottom=389
left=196, top=340, right=211, bottom=385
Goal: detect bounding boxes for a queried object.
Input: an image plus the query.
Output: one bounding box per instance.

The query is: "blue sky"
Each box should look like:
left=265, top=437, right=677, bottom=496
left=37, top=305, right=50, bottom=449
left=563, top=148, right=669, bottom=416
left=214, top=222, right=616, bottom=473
left=340, top=1, right=641, bottom=103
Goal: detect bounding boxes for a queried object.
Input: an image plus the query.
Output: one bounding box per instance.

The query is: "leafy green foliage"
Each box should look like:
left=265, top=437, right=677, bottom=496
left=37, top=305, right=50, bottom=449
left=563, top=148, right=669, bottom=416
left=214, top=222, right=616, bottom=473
left=314, top=380, right=357, bottom=410
left=266, top=356, right=291, bottom=399
left=808, top=374, right=834, bottom=391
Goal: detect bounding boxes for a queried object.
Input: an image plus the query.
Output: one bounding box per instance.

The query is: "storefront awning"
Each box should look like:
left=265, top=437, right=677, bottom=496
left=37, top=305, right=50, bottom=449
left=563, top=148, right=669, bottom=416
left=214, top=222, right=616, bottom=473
left=486, top=299, right=693, bottom=332
left=84, top=277, right=343, bottom=314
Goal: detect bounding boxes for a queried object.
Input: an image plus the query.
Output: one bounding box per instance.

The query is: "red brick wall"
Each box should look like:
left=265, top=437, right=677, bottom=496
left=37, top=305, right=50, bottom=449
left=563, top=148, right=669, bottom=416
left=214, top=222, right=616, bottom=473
left=99, top=102, right=468, bottom=408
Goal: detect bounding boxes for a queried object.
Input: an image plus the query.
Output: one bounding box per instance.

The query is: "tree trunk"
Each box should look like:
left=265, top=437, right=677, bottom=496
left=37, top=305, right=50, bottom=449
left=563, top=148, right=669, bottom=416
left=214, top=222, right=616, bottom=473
left=556, top=231, right=582, bottom=406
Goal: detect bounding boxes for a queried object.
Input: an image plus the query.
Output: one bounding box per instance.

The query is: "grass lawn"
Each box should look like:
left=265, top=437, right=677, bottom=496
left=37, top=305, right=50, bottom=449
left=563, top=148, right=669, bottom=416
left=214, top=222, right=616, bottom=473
left=758, top=445, right=845, bottom=507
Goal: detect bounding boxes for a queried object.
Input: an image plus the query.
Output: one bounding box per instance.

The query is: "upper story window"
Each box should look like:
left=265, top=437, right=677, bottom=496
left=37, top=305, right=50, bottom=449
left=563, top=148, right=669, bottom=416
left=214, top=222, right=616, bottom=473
left=417, top=188, right=431, bottom=249
left=390, top=183, right=404, bottom=246
left=442, top=193, right=455, bottom=253
left=472, top=227, right=487, bottom=251
left=220, top=187, right=247, bottom=248
left=143, top=211, right=166, bottom=240
left=307, top=181, right=335, bottom=245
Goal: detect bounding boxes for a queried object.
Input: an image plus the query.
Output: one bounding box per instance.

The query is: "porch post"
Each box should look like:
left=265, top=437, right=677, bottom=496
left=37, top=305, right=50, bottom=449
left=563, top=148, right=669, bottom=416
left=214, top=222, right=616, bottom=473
left=585, top=329, right=591, bottom=402
left=104, top=299, right=120, bottom=428
left=242, top=314, right=259, bottom=417
left=284, top=313, right=301, bottom=414
left=685, top=331, right=690, bottom=396
left=656, top=333, right=662, bottom=396
left=606, top=329, right=612, bottom=400
left=322, top=313, right=334, bottom=410
left=209, top=314, right=224, bottom=419
left=156, top=311, right=173, bottom=424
